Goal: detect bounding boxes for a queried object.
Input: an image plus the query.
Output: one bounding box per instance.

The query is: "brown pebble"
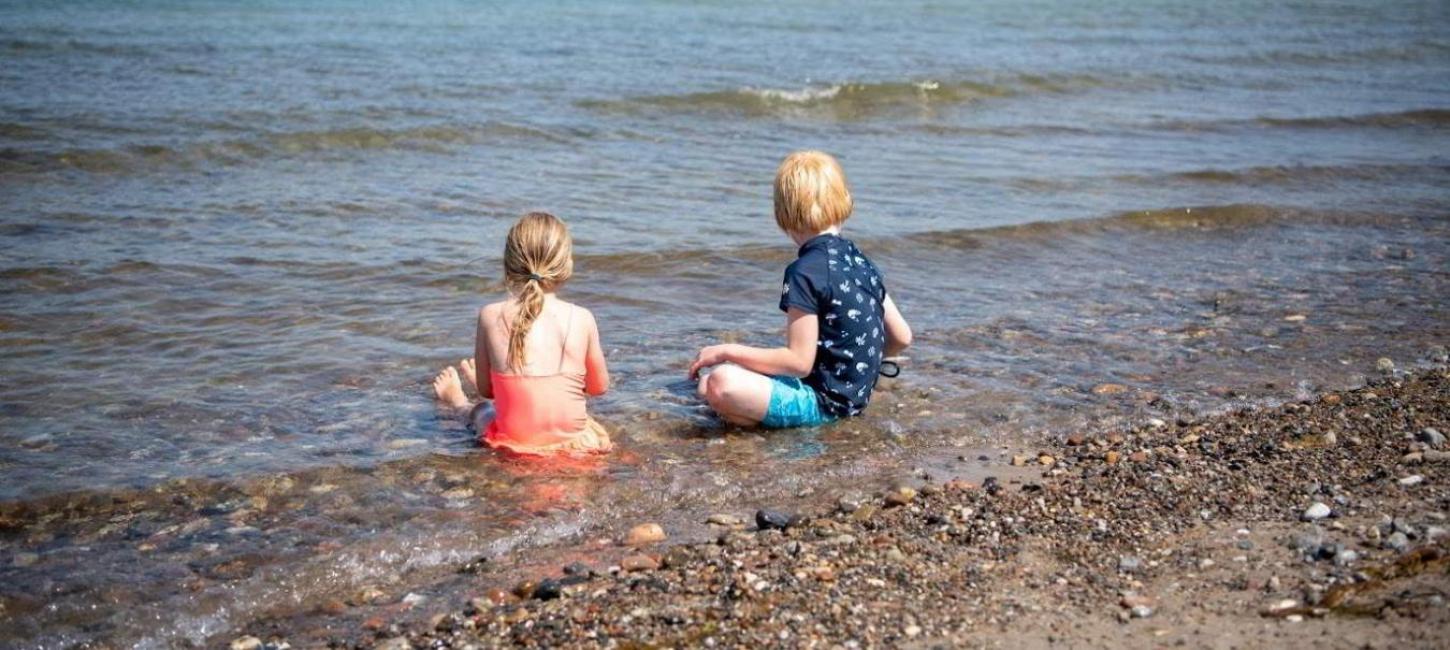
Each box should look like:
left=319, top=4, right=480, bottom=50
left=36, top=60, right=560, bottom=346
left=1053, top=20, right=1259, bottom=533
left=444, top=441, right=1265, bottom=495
left=485, top=588, right=512, bottom=605
left=362, top=616, right=386, bottom=631
left=884, top=486, right=917, bottom=507
left=1106, top=451, right=1121, bottom=465
left=944, top=479, right=977, bottom=491
left=1107, top=433, right=1125, bottom=445
left=852, top=504, right=879, bottom=522
left=620, top=554, right=660, bottom=572
left=1011, top=455, right=1028, bottom=467
left=1129, top=451, right=1148, bottom=463
left=1038, top=454, right=1056, bottom=467
left=1066, top=434, right=1086, bottom=446
left=625, top=523, right=667, bottom=546
left=1092, top=383, right=1128, bottom=395
left=512, top=580, right=537, bottom=599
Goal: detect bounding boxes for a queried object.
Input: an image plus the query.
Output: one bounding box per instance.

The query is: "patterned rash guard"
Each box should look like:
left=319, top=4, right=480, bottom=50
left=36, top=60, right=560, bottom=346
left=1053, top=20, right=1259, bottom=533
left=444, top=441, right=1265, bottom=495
left=779, top=233, right=888, bottom=417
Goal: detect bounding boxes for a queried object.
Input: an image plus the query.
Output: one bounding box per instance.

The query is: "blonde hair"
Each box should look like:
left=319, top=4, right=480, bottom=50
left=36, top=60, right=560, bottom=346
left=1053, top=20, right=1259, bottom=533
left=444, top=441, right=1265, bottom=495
left=502, top=211, right=574, bottom=371
left=773, top=150, right=853, bottom=234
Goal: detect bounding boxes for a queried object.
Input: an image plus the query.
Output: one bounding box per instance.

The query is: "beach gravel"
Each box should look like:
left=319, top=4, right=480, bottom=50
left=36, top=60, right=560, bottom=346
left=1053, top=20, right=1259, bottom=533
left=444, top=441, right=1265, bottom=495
left=327, top=370, right=1450, bottom=648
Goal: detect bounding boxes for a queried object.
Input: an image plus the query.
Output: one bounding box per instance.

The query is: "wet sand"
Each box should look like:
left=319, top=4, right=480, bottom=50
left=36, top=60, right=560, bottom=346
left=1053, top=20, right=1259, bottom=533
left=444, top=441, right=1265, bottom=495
left=223, top=367, right=1450, bottom=648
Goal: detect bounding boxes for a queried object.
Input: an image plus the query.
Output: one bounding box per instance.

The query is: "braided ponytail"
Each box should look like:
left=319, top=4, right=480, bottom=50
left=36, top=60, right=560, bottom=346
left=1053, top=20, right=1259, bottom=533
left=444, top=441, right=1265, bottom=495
left=502, top=212, right=573, bottom=371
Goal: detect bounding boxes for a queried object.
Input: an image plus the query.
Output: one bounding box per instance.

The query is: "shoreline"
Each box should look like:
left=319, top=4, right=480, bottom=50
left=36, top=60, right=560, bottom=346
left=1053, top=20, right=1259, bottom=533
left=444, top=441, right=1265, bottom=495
left=245, top=367, right=1449, bottom=648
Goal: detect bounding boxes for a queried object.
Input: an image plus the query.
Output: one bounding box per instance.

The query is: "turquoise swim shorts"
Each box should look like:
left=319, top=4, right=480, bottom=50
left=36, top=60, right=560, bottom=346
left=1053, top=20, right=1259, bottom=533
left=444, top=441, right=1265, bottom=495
left=761, top=376, right=834, bottom=429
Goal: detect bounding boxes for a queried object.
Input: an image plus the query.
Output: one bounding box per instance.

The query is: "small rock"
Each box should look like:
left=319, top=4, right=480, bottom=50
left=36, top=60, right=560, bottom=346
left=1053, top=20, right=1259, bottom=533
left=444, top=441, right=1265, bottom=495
left=511, top=580, right=537, bottom=599
left=1420, top=428, right=1446, bottom=449
left=1105, top=451, right=1121, bottom=465
left=319, top=599, right=346, bottom=616
left=1398, top=475, right=1424, bottom=487
left=1128, top=451, right=1148, bottom=463
left=1375, top=357, right=1394, bottom=373
left=466, top=597, right=490, bottom=615
left=1385, top=532, right=1410, bottom=552
left=625, top=523, right=667, bottom=546
left=835, top=496, right=862, bottom=514
left=1302, top=502, right=1331, bottom=521
left=620, top=554, right=659, bottom=572
left=1130, top=605, right=1153, bottom=619
left=532, top=578, right=562, bottom=600
left=904, top=624, right=922, bottom=637
left=1120, top=593, right=1152, bottom=609
left=1092, top=383, right=1128, bottom=395
left=229, top=637, right=263, bottom=650
left=851, top=504, right=878, bottom=522
left=1010, top=455, right=1028, bottom=467
left=1266, top=599, right=1300, bottom=614
left=706, top=514, right=744, bottom=527
left=563, top=561, right=591, bottom=576
left=441, top=487, right=474, bottom=500
left=1118, top=556, right=1142, bottom=573
left=1037, top=454, right=1055, bottom=467
left=884, top=486, right=917, bottom=507
left=400, top=592, right=426, bottom=608
left=1066, top=434, right=1086, bottom=446
left=1334, top=549, right=1359, bottom=566
left=755, top=509, right=795, bottom=530
left=1403, top=452, right=1425, bottom=464
left=885, top=547, right=908, bottom=563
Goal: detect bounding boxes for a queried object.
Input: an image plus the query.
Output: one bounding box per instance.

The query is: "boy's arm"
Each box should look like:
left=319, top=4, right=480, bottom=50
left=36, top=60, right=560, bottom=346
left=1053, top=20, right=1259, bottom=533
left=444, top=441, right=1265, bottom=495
left=882, top=294, right=912, bottom=357
left=689, top=308, right=818, bottom=380
left=582, top=309, right=610, bottom=396
left=473, top=308, right=494, bottom=400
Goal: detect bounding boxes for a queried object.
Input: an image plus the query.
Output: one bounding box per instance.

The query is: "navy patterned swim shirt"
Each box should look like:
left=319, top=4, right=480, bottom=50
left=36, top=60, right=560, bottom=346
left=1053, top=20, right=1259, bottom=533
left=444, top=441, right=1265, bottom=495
left=779, top=233, right=888, bottom=417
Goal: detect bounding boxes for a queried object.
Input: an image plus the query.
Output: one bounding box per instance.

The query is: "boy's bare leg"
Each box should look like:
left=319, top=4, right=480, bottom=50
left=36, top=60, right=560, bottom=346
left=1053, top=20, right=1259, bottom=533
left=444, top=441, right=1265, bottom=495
left=457, top=358, right=478, bottom=396
left=432, top=366, right=472, bottom=415
left=697, top=364, right=773, bottom=426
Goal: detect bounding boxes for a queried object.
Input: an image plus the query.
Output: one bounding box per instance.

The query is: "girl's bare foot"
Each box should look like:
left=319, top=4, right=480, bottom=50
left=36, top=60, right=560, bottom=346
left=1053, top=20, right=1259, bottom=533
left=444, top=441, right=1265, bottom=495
left=458, top=358, right=478, bottom=394
left=432, top=366, right=471, bottom=411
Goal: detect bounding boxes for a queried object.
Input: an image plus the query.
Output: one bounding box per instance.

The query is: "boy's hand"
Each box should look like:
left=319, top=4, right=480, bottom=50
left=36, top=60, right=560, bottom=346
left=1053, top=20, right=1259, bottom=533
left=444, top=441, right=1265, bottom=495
left=688, top=344, right=737, bottom=380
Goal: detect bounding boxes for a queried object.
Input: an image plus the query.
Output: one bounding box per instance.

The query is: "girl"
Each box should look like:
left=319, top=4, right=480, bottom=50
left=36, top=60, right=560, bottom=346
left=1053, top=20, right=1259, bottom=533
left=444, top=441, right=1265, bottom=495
left=431, top=212, right=613, bottom=455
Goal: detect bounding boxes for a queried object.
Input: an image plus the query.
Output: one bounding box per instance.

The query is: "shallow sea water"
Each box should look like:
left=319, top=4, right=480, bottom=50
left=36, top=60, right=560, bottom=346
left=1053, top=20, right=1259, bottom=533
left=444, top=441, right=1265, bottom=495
left=1, top=1, right=1448, bottom=646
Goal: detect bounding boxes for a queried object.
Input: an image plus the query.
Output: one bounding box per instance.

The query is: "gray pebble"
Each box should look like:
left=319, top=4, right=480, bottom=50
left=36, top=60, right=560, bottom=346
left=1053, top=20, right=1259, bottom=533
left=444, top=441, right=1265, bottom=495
left=1130, top=605, right=1154, bottom=619
left=1118, top=555, right=1142, bottom=573
left=1420, top=428, right=1445, bottom=449
left=1385, top=531, right=1410, bottom=552
left=1302, top=502, right=1331, bottom=521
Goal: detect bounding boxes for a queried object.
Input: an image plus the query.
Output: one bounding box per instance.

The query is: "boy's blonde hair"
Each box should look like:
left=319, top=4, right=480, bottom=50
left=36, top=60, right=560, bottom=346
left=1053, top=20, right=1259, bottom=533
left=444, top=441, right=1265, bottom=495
left=773, top=150, right=853, bottom=234
left=502, top=211, right=574, bottom=371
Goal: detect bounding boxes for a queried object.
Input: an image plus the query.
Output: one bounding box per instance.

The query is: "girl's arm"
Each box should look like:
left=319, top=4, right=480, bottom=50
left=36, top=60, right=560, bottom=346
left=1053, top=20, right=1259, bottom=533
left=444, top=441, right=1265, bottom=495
left=582, top=308, right=610, bottom=396
left=473, top=307, right=494, bottom=400
left=882, top=294, right=912, bottom=357
left=689, top=308, right=818, bottom=379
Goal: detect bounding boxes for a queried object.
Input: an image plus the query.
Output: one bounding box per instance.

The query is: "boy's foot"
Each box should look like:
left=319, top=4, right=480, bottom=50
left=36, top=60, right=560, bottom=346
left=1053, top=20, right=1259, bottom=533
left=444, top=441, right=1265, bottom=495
left=458, top=358, right=477, bottom=394
left=432, top=366, right=471, bottom=411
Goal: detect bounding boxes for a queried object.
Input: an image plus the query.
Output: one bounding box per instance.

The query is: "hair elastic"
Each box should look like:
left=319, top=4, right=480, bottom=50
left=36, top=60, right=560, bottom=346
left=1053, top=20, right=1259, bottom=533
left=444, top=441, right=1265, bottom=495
left=526, top=273, right=544, bottom=282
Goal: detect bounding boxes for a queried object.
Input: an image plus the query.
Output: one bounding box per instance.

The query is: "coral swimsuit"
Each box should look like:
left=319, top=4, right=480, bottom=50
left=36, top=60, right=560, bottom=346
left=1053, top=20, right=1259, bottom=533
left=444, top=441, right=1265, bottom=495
left=481, top=308, right=612, bottom=456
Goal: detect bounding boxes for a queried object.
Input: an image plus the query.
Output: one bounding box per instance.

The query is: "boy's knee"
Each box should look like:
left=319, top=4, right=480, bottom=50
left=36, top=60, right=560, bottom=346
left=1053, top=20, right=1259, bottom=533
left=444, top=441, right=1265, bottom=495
left=703, top=367, right=742, bottom=406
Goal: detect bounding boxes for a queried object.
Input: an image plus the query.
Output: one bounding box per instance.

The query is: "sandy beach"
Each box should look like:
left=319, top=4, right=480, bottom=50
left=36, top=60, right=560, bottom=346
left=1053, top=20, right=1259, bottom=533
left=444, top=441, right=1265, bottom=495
left=216, top=367, right=1450, bottom=649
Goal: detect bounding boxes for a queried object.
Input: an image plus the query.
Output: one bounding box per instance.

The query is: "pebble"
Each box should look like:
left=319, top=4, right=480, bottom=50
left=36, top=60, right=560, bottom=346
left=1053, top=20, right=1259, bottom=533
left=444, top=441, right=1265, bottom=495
left=532, top=579, right=562, bottom=600
left=1375, top=357, right=1395, bottom=373
left=563, top=561, right=591, bottom=576
left=620, top=554, right=660, bottom=572
left=884, top=486, right=917, bottom=507
left=835, top=496, right=862, bottom=514
left=1118, top=555, right=1142, bottom=573
left=1130, top=605, right=1154, bottom=619
left=229, top=636, right=263, bottom=650
left=1385, top=532, right=1410, bottom=552
left=1397, top=475, right=1424, bottom=487
left=441, top=488, right=474, bottom=500
left=401, top=592, right=427, bottom=607
left=1066, top=434, right=1086, bottom=446
left=1092, top=383, right=1128, bottom=395
left=1334, top=549, right=1359, bottom=566
left=1105, top=451, right=1121, bottom=465
left=625, top=523, right=667, bottom=545
left=706, top=513, right=743, bottom=527
left=1010, top=455, right=1028, bottom=467
left=755, top=509, right=796, bottom=530
left=904, top=624, right=922, bottom=637
left=1302, top=502, right=1332, bottom=521
left=1420, top=428, right=1446, bottom=449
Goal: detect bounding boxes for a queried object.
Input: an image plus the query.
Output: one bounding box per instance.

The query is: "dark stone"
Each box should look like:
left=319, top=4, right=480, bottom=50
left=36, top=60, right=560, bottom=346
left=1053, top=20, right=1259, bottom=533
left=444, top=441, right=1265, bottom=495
left=983, top=476, right=1001, bottom=496
left=755, top=509, right=796, bottom=531
left=532, top=578, right=562, bottom=600
left=562, top=561, right=590, bottom=576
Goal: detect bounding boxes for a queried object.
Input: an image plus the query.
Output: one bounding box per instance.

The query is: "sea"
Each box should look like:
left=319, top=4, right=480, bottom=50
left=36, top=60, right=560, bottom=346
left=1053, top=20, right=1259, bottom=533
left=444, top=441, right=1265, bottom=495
left=1, top=0, right=1447, bottom=646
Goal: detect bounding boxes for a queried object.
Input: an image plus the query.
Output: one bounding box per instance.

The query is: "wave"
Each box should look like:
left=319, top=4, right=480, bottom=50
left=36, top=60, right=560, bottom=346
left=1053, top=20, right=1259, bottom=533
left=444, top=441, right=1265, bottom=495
left=0, top=122, right=575, bottom=176
left=1135, top=162, right=1450, bottom=187
left=578, top=73, right=1112, bottom=119
left=1252, top=109, right=1450, bottom=130
left=1183, top=41, right=1450, bottom=67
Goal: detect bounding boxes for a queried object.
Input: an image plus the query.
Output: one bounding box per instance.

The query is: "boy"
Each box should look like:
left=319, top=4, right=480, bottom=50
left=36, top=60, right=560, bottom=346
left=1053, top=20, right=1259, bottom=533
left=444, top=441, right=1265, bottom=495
left=689, top=151, right=912, bottom=427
